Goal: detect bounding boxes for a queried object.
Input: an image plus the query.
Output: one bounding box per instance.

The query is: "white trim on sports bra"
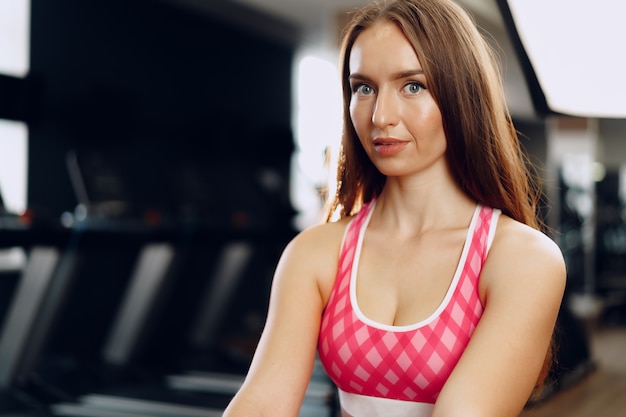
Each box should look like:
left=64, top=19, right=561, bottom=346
left=339, top=389, right=434, bottom=417
left=349, top=203, right=484, bottom=332
left=486, top=208, right=501, bottom=251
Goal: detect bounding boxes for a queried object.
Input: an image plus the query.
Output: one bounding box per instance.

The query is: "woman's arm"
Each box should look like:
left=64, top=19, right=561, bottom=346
left=432, top=217, right=566, bottom=417
left=223, top=222, right=343, bottom=417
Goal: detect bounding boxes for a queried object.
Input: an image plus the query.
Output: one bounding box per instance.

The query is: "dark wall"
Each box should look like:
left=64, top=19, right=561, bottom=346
left=28, top=0, right=295, bottom=218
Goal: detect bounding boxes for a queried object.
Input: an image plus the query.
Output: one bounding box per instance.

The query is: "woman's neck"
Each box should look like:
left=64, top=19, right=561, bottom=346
left=372, top=168, right=476, bottom=235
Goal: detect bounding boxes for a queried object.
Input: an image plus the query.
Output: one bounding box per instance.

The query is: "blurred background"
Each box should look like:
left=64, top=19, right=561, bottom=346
left=0, top=0, right=625, bottom=416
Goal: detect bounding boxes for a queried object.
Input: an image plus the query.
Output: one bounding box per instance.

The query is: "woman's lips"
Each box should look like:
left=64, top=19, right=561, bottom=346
left=372, top=138, right=409, bottom=156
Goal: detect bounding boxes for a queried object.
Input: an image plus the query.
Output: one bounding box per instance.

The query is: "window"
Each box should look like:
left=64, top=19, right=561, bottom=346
left=0, top=0, right=30, bottom=214
left=501, top=0, right=626, bottom=118
left=291, top=53, right=342, bottom=229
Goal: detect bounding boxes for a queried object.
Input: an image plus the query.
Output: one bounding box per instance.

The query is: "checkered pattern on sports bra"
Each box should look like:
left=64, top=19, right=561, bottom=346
left=318, top=201, right=494, bottom=404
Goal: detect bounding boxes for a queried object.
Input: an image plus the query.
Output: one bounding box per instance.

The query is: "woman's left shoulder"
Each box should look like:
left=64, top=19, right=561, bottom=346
left=491, top=215, right=563, bottom=260
left=482, top=214, right=567, bottom=292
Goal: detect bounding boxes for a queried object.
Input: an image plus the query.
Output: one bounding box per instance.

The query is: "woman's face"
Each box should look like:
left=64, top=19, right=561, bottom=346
left=348, top=20, right=447, bottom=179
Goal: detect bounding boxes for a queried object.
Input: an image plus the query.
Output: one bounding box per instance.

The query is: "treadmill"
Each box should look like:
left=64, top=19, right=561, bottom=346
left=156, top=159, right=336, bottom=416
left=0, top=182, right=68, bottom=416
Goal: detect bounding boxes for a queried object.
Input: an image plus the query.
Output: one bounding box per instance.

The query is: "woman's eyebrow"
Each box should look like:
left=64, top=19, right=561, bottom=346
left=348, top=73, right=372, bottom=82
left=348, top=69, right=425, bottom=82
left=391, top=69, right=425, bottom=79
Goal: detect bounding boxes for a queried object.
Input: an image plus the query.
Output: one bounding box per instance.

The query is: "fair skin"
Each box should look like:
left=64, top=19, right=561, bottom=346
left=223, top=20, right=566, bottom=417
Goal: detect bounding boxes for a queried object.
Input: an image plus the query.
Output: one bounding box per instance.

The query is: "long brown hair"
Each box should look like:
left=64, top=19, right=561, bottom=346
left=324, top=0, right=542, bottom=231
left=324, top=0, right=551, bottom=392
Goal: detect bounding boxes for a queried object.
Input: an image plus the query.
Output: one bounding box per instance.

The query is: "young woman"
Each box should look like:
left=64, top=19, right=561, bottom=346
left=223, top=0, right=566, bottom=416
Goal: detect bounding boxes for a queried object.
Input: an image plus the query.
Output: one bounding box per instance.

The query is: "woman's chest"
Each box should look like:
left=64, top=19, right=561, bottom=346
left=355, top=230, right=467, bottom=327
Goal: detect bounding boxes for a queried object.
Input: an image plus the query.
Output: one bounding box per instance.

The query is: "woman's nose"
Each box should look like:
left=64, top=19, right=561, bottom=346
left=371, top=90, right=400, bottom=128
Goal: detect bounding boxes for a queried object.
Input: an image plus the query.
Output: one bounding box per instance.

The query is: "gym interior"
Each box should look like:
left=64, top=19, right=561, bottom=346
left=1, top=1, right=625, bottom=416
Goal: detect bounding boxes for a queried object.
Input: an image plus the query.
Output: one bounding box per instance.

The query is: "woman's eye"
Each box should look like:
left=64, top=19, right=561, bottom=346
left=354, top=84, right=374, bottom=95
left=403, top=82, right=425, bottom=94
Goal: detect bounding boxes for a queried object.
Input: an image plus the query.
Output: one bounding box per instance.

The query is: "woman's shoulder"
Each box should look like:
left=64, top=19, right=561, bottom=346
left=279, top=217, right=353, bottom=303
left=304, top=215, right=353, bottom=237
left=289, top=216, right=352, bottom=253
left=482, top=214, right=566, bottom=294
left=491, top=215, right=563, bottom=261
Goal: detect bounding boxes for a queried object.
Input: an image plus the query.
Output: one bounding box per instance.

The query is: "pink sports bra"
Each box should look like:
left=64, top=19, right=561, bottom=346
left=318, top=200, right=500, bottom=416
